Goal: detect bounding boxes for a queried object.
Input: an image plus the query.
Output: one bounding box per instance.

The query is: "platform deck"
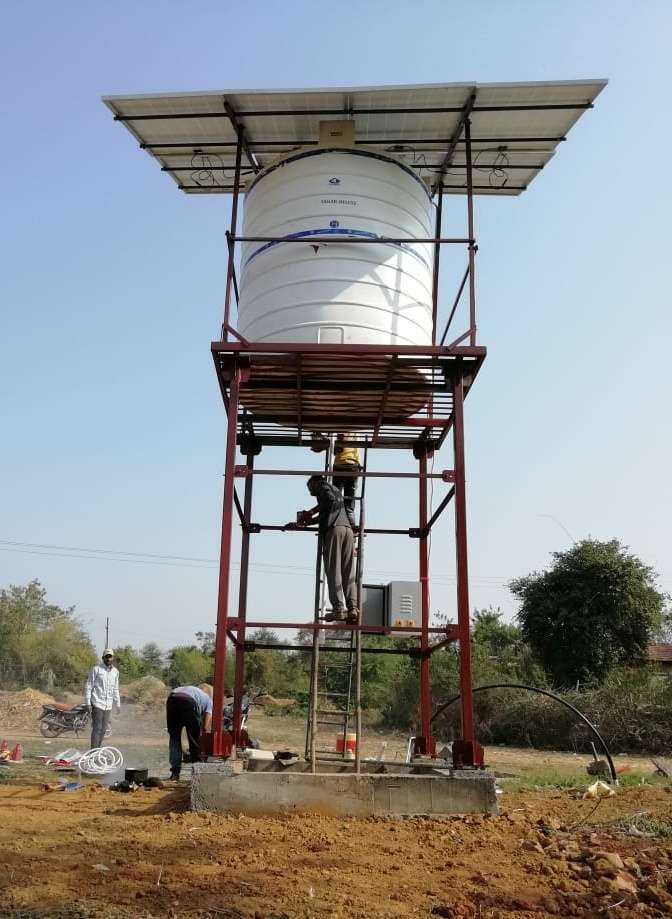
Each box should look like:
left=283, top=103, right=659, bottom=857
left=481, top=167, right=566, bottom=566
left=211, top=342, right=486, bottom=450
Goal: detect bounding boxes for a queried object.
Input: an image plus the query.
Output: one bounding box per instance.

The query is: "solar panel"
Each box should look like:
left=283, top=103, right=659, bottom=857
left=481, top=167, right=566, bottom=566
left=103, top=80, right=606, bottom=197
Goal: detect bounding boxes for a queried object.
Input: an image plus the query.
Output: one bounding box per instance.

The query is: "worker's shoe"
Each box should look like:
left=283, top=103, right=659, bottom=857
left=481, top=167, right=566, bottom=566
left=324, top=609, right=347, bottom=622
left=169, top=771, right=180, bottom=781
left=346, top=607, right=360, bottom=624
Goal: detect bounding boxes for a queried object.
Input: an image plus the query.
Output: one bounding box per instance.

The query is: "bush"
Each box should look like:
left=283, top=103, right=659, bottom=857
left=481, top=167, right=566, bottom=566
left=431, top=667, right=672, bottom=755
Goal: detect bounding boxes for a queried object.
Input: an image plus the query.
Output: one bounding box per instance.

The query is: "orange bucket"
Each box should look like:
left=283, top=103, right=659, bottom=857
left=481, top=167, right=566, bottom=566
left=335, top=732, right=357, bottom=759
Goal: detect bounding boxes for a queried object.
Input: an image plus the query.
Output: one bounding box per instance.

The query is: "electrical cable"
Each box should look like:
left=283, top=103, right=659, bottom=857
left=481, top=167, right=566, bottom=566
left=0, top=538, right=511, bottom=585
left=430, top=682, right=617, bottom=783
left=77, top=746, right=123, bottom=775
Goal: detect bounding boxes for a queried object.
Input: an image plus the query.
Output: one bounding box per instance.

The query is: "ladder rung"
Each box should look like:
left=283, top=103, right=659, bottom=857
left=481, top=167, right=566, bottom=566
left=317, top=691, right=349, bottom=696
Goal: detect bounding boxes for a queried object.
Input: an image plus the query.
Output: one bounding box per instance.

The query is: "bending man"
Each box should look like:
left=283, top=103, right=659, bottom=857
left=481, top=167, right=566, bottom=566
left=297, top=475, right=359, bottom=623
left=165, top=684, right=212, bottom=780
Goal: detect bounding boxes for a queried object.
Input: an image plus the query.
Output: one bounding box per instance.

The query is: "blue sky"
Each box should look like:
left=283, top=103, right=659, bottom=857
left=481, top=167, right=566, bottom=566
left=2, top=1, right=670, bottom=652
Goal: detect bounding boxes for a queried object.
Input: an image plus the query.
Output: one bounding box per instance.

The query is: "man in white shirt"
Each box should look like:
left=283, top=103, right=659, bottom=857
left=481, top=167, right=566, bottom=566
left=85, top=649, right=121, bottom=748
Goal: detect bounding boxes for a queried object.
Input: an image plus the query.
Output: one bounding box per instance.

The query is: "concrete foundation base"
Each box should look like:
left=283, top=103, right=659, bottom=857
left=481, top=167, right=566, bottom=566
left=191, top=762, right=497, bottom=816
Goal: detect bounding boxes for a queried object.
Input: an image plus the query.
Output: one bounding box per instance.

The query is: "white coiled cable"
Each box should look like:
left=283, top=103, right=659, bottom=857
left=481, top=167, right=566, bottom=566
left=77, top=746, right=124, bottom=775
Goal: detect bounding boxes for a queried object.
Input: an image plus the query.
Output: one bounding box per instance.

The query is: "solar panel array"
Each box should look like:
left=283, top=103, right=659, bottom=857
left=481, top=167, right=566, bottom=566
left=103, top=79, right=606, bottom=197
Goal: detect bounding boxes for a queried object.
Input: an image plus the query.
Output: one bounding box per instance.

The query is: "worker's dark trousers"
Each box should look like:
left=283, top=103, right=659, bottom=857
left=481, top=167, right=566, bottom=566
left=322, top=524, right=357, bottom=612
left=90, top=706, right=111, bottom=749
left=333, top=462, right=360, bottom=528
left=166, top=695, right=201, bottom=776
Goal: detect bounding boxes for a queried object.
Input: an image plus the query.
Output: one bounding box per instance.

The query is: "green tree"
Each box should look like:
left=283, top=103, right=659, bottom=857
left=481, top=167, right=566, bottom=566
left=140, top=642, right=164, bottom=673
left=510, top=539, right=666, bottom=687
left=0, top=581, right=95, bottom=690
left=195, top=631, right=215, bottom=655
left=472, top=607, right=520, bottom=654
left=244, top=629, right=293, bottom=694
left=112, top=645, right=148, bottom=682
left=165, top=647, right=212, bottom=688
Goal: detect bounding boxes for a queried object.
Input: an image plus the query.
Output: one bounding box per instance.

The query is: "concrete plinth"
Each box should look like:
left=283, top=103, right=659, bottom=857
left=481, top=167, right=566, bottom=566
left=191, top=762, right=497, bottom=816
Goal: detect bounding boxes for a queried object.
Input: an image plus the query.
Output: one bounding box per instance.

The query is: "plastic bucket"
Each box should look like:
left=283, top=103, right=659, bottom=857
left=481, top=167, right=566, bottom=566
left=335, top=732, right=357, bottom=759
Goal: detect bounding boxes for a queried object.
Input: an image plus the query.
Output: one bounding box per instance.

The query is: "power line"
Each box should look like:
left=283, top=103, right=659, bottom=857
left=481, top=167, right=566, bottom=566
left=0, top=537, right=513, bottom=587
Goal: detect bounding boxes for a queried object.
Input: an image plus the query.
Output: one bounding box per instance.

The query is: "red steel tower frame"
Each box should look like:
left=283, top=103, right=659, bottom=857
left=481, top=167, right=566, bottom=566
left=203, top=116, right=484, bottom=768
left=103, top=80, right=606, bottom=770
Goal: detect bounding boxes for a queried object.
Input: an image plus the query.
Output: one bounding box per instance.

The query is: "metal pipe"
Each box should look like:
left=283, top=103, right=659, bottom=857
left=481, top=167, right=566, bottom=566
left=166, top=162, right=543, bottom=172
left=418, top=452, right=431, bottom=747
left=257, top=525, right=414, bottom=536
left=452, top=373, right=475, bottom=749
left=424, top=486, right=456, bottom=534
left=464, top=119, right=477, bottom=345
left=143, top=135, right=567, bottom=150
left=250, top=642, right=415, bottom=655
left=354, top=447, right=368, bottom=775
left=182, top=183, right=527, bottom=193
left=244, top=620, right=454, bottom=635
left=117, top=102, right=592, bottom=121
left=439, top=266, right=470, bottom=346
left=212, top=341, right=486, bottom=356
left=223, top=99, right=259, bottom=174
left=231, top=452, right=253, bottom=746
left=431, top=189, right=443, bottom=344
left=239, top=468, right=449, bottom=479
left=222, top=135, right=243, bottom=341
left=432, top=92, right=477, bottom=196
left=230, top=235, right=472, bottom=245
left=210, top=366, right=242, bottom=756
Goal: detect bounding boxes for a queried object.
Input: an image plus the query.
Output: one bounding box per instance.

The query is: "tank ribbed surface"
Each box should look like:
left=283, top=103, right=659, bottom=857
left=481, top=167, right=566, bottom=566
left=238, top=149, right=434, bottom=346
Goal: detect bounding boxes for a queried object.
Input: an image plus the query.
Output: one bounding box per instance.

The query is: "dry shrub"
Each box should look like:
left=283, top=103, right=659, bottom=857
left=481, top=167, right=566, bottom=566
left=433, top=668, right=672, bottom=755
left=122, top=675, right=167, bottom=706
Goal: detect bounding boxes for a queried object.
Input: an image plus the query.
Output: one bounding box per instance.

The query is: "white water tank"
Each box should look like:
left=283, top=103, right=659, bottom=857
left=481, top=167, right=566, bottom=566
left=237, top=149, right=434, bottom=346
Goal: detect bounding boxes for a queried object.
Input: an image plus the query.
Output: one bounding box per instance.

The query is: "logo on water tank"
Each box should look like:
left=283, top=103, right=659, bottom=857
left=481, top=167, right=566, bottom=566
left=329, top=220, right=340, bottom=228
left=328, top=177, right=341, bottom=185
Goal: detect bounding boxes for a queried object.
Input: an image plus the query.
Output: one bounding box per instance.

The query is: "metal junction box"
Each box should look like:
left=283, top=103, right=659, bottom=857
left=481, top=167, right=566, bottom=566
left=362, top=581, right=420, bottom=632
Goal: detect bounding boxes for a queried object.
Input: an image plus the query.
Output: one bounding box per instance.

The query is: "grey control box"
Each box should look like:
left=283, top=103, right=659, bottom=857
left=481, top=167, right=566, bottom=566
left=361, top=581, right=420, bottom=632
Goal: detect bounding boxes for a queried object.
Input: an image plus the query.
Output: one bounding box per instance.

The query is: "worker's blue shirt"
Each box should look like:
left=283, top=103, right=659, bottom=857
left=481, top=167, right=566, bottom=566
left=171, top=686, right=212, bottom=716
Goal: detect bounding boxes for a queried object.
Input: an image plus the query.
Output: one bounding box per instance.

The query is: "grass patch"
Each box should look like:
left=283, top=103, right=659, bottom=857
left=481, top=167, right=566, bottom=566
left=501, top=767, right=667, bottom=792
left=594, top=812, right=672, bottom=837
left=502, top=769, right=588, bottom=791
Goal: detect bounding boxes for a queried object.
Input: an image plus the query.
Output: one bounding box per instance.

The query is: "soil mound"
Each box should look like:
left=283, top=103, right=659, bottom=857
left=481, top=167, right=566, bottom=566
left=254, top=693, right=296, bottom=708
left=122, top=675, right=167, bottom=706
left=0, top=688, right=55, bottom=730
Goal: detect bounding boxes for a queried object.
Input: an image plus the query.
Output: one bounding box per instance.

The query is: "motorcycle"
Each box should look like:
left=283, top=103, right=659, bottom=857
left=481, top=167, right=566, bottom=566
left=38, top=702, right=112, bottom=739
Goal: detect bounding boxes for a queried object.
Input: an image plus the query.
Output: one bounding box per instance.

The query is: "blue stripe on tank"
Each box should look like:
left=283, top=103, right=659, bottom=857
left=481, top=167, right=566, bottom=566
left=243, top=227, right=430, bottom=269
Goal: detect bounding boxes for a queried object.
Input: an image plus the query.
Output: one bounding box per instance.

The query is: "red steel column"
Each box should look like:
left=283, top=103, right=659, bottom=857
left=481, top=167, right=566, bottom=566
left=465, top=118, right=477, bottom=346
left=418, top=451, right=433, bottom=752
left=209, top=366, right=241, bottom=757
left=222, top=134, right=243, bottom=341
left=452, top=371, right=476, bottom=752
left=232, top=450, right=254, bottom=747
left=431, top=187, right=443, bottom=344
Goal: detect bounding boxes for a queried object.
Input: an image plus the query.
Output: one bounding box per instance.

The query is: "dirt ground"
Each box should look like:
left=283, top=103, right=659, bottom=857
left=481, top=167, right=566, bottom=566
left=3, top=692, right=672, bottom=917
left=0, top=775, right=671, bottom=919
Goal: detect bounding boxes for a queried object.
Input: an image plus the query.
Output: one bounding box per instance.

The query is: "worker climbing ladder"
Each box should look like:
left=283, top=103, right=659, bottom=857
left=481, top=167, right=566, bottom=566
left=306, top=445, right=367, bottom=772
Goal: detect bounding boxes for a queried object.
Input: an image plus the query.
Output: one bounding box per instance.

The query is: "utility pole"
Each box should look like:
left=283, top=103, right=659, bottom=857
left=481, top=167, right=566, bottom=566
left=105, top=617, right=110, bottom=649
